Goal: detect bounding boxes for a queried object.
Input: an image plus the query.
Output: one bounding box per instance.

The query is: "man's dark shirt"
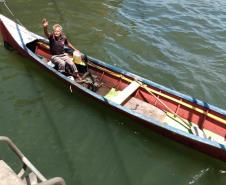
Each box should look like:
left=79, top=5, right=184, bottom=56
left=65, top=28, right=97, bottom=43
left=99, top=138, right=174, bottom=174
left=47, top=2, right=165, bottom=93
left=49, top=34, right=68, bottom=55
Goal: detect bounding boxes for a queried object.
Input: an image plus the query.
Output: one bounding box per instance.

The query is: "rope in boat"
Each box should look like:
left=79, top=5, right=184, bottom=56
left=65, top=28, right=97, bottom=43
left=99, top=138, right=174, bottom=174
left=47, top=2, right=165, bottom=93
left=141, top=84, right=193, bottom=131
left=1, top=0, right=24, bottom=26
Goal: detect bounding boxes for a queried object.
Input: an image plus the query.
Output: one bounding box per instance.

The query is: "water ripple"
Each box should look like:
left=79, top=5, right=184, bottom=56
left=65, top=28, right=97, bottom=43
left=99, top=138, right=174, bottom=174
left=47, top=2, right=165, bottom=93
left=188, top=168, right=210, bottom=184
left=102, top=0, right=226, bottom=108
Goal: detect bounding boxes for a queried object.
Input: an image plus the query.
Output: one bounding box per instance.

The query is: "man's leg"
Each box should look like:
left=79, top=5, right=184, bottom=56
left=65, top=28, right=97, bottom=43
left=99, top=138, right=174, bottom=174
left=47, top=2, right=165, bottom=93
left=51, top=55, right=66, bottom=72
left=62, top=55, right=78, bottom=74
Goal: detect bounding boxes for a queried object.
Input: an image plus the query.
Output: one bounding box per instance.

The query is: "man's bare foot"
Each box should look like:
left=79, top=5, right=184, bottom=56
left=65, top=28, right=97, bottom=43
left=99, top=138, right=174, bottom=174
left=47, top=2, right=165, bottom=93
left=75, top=79, right=86, bottom=83
left=71, top=73, right=82, bottom=80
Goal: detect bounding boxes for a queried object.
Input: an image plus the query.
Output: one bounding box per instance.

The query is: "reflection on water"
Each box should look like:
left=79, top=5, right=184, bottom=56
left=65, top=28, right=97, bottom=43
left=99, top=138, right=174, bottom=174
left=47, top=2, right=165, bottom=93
left=0, top=0, right=226, bottom=185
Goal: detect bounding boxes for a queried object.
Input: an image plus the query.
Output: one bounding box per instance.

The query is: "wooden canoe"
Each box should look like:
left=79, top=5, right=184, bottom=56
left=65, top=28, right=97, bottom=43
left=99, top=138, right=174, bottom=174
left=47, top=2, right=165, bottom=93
left=0, top=14, right=225, bottom=162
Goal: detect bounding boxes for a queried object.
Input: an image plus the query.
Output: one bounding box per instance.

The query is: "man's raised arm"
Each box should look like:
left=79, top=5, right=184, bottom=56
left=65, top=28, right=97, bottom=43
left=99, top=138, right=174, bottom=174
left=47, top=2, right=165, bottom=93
left=42, top=18, right=50, bottom=38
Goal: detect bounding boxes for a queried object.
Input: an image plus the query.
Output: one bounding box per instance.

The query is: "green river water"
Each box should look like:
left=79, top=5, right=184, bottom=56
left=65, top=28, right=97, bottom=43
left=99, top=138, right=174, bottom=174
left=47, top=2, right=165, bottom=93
left=0, top=0, right=226, bottom=185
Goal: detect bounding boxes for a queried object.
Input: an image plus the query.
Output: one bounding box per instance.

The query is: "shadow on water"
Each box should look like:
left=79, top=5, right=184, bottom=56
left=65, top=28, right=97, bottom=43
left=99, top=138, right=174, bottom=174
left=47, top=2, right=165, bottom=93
left=0, top=50, right=81, bottom=183
left=22, top=70, right=82, bottom=184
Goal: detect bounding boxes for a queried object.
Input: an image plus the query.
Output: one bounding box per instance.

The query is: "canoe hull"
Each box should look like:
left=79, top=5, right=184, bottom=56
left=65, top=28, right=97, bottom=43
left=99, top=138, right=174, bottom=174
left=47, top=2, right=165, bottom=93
left=0, top=14, right=225, bottom=162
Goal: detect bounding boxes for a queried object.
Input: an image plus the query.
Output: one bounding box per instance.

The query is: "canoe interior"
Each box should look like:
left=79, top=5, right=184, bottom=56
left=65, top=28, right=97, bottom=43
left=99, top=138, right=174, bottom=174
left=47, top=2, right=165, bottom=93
left=25, top=39, right=226, bottom=145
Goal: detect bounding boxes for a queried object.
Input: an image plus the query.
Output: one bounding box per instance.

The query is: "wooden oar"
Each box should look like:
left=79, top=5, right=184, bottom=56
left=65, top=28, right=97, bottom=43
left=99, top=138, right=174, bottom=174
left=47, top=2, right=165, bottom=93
left=141, top=84, right=193, bottom=132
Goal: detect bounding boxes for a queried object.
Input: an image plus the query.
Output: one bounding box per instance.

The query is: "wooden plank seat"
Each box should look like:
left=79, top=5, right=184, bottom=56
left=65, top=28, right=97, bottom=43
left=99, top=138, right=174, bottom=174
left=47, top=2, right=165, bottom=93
left=36, top=41, right=50, bottom=50
left=105, top=81, right=140, bottom=105
left=124, top=97, right=167, bottom=122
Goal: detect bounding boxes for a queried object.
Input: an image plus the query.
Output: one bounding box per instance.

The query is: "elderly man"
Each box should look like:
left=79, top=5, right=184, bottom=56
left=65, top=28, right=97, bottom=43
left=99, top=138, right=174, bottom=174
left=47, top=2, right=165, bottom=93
left=42, top=18, right=80, bottom=79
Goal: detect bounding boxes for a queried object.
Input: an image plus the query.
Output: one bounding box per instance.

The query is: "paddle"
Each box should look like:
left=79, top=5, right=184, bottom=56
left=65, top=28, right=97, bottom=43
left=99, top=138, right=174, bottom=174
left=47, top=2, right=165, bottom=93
left=141, top=84, right=194, bottom=133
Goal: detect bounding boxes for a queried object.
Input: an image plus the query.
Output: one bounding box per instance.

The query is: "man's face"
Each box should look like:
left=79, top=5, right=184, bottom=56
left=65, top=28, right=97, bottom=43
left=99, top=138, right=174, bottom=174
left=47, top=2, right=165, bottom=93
left=53, top=27, right=62, bottom=37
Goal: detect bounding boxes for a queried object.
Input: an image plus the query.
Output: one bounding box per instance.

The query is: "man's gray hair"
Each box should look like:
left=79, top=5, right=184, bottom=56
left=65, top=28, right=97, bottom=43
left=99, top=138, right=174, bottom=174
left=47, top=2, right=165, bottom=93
left=53, top=24, right=62, bottom=31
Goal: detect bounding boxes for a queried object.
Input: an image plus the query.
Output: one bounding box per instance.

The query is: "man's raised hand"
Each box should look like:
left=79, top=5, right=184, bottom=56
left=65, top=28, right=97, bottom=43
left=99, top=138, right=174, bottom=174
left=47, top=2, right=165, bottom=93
left=42, top=18, right=48, bottom=27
